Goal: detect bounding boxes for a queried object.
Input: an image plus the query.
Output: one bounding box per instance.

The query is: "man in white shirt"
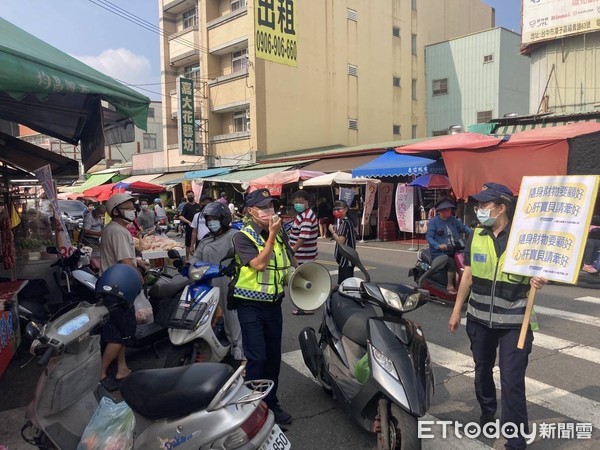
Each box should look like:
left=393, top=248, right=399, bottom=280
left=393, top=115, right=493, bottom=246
left=190, top=194, right=213, bottom=250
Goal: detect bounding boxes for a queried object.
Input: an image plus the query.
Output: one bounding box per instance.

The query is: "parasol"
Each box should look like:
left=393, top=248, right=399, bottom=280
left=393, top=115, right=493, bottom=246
left=408, top=174, right=452, bottom=189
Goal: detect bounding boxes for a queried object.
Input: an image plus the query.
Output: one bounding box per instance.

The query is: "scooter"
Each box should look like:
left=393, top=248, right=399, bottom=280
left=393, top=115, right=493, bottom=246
left=21, top=301, right=288, bottom=450
left=298, top=244, right=437, bottom=450
left=163, top=249, right=231, bottom=367
left=408, top=243, right=465, bottom=304
left=47, top=246, right=99, bottom=304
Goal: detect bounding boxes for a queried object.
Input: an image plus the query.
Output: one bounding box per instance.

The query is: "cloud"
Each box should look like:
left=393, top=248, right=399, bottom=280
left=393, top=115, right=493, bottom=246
left=73, top=48, right=160, bottom=98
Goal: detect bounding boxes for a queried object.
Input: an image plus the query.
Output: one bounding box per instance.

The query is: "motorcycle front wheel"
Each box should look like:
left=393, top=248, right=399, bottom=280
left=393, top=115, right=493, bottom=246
left=388, top=404, right=420, bottom=450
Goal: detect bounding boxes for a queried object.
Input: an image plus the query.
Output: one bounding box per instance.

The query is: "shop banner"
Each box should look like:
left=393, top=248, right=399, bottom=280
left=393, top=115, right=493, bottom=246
left=377, top=183, right=394, bottom=223
left=192, top=180, right=203, bottom=200
left=177, top=77, right=196, bottom=156
left=361, top=182, right=377, bottom=229
left=255, top=0, right=298, bottom=67
left=339, top=187, right=356, bottom=207
left=181, top=180, right=193, bottom=197
left=33, top=165, right=73, bottom=257
left=395, top=184, right=414, bottom=233
left=503, top=175, right=599, bottom=284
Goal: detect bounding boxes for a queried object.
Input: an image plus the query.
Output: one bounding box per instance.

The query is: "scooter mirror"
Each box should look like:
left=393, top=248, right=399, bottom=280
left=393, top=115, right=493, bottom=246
left=337, top=244, right=370, bottom=282
left=167, top=249, right=181, bottom=259
left=26, top=322, right=42, bottom=340
left=172, top=259, right=182, bottom=269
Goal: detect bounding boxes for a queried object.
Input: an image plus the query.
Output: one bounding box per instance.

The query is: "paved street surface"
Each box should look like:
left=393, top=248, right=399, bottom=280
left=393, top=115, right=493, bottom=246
left=1, top=239, right=599, bottom=449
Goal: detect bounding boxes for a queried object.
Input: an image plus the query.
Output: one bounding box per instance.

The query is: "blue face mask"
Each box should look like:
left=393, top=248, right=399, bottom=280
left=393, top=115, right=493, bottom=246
left=476, top=208, right=497, bottom=227
left=294, top=203, right=305, bottom=213
left=207, top=220, right=221, bottom=233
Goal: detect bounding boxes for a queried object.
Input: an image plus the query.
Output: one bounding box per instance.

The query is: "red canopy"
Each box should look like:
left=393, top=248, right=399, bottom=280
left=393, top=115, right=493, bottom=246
left=249, top=170, right=325, bottom=196
left=396, top=132, right=503, bottom=154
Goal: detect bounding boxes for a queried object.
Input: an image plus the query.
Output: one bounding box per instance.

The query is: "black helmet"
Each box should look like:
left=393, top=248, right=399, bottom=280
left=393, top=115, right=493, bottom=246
left=96, top=264, right=142, bottom=306
left=202, top=201, right=232, bottom=227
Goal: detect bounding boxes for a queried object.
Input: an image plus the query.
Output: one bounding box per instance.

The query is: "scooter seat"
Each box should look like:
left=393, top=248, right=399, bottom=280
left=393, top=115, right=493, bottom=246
left=148, top=273, right=189, bottom=300
left=120, top=363, right=234, bottom=420
left=330, top=291, right=376, bottom=347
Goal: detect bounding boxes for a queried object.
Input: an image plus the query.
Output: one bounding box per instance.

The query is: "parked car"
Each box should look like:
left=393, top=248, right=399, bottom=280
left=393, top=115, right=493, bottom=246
left=41, top=200, right=88, bottom=235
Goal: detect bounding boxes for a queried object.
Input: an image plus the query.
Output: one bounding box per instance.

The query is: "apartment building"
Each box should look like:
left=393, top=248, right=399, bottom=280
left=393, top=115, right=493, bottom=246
left=159, top=0, right=494, bottom=169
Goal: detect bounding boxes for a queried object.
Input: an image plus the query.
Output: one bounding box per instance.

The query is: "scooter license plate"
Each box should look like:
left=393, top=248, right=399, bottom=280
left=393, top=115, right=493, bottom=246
left=258, top=424, right=291, bottom=450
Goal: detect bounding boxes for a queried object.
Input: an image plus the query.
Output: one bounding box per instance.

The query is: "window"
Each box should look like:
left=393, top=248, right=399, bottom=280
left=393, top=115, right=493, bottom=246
left=182, top=7, right=197, bottom=29
left=347, top=8, right=357, bottom=21
left=432, top=130, right=447, bottom=136
left=411, top=34, right=417, bottom=56
left=393, top=77, right=401, bottom=87
left=143, top=133, right=157, bottom=150
left=412, top=0, right=417, bottom=10
left=232, top=49, right=248, bottom=73
left=231, top=0, right=247, bottom=11
left=234, top=109, right=250, bottom=132
left=432, top=78, right=448, bottom=96
left=348, top=119, right=358, bottom=130
left=483, top=54, right=494, bottom=64
left=183, top=64, right=200, bottom=82
left=347, top=64, right=358, bottom=77
left=412, top=125, right=417, bottom=139
left=393, top=26, right=401, bottom=38
left=148, top=108, right=155, bottom=119
left=393, top=125, right=401, bottom=135
left=412, top=79, right=417, bottom=100
left=477, top=110, right=493, bottom=123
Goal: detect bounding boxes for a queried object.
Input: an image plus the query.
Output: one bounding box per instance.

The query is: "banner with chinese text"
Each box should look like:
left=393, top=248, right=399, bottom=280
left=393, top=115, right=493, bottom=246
left=395, top=184, right=414, bottom=233
left=178, top=77, right=196, bottom=156
left=255, top=0, right=298, bottom=66
left=503, top=175, right=599, bottom=284
left=377, top=183, right=394, bottom=224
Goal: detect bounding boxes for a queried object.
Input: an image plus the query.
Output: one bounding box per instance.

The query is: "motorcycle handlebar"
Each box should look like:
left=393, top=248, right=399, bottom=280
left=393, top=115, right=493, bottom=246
left=37, top=346, right=54, bottom=367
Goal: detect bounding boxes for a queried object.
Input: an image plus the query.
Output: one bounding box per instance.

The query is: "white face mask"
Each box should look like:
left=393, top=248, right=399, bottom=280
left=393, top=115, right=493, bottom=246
left=120, top=209, right=136, bottom=222
left=476, top=206, right=498, bottom=227
left=141, top=204, right=148, bottom=210
left=207, top=220, right=221, bottom=233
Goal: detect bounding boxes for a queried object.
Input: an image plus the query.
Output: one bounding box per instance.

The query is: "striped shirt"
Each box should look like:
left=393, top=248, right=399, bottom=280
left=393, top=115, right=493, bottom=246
left=288, top=208, right=319, bottom=263
left=334, top=217, right=356, bottom=268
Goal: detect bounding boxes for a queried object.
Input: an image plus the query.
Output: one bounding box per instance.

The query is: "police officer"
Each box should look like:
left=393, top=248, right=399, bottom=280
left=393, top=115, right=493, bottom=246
left=448, top=183, right=547, bottom=450
left=231, top=188, right=293, bottom=425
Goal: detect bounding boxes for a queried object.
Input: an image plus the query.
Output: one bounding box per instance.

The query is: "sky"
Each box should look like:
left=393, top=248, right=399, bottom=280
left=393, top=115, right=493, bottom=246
left=0, top=0, right=521, bottom=102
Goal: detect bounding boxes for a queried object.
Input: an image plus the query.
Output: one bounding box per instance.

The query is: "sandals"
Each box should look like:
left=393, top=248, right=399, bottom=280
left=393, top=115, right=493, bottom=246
left=447, top=287, right=457, bottom=295
left=292, top=309, right=314, bottom=316
left=99, top=377, right=121, bottom=392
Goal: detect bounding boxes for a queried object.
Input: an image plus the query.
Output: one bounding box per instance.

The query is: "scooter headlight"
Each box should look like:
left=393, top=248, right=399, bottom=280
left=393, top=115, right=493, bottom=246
left=370, top=344, right=399, bottom=381
left=379, top=287, right=403, bottom=311
left=189, top=264, right=209, bottom=281
left=403, top=292, right=421, bottom=311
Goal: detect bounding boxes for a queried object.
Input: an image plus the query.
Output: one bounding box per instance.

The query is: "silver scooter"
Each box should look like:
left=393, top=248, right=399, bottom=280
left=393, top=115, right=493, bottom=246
left=21, top=302, right=290, bottom=450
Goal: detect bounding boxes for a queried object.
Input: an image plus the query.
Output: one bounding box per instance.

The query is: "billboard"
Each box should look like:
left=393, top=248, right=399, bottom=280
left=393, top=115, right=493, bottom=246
left=255, top=0, right=298, bottom=66
left=522, top=0, right=600, bottom=47
left=177, top=77, right=196, bottom=156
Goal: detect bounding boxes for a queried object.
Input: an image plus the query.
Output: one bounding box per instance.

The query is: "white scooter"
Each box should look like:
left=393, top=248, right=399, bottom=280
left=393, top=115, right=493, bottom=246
left=164, top=249, right=231, bottom=367
left=21, top=301, right=289, bottom=450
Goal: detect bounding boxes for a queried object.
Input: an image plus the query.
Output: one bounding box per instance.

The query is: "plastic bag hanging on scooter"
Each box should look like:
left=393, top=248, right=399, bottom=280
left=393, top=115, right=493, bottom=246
left=134, top=290, right=154, bottom=325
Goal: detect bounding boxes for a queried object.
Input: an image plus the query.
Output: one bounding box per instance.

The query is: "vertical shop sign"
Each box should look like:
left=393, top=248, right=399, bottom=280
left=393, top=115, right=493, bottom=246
left=377, top=182, right=394, bottom=224
left=395, top=184, right=414, bottom=233
left=255, top=0, right=298, bottom=66
left=178, top=77, right=196, bottom=156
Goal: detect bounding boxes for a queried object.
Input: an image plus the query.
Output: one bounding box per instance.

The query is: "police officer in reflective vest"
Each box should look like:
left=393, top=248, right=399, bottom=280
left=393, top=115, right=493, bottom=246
left=231, top=188, right=293, bottom=425
left=448, top=183, right=547, bottom=450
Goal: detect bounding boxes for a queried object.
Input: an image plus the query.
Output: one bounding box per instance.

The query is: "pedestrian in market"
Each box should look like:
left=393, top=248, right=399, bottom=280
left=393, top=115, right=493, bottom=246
left=317, top=197, right=332, bottom=239
left=190, top=201, right=244, bottom=362
left=190, top=194, right=214, bottom=250
left=328, top=200, right=357, bottom=285
left=448, top=182, right=547, bottom=450
left=136, top=199, right=156, bottom=233
left=81, top=204, right=106, bottom=246
left=230, top=188, right=294, bottom=425
left=289, top=190, right=319, bottom=316
left=179, top=190, right=202, bottom=260
left=99, top=193, right=150, bottom=391
left=425, top=197, right=472, bottom=294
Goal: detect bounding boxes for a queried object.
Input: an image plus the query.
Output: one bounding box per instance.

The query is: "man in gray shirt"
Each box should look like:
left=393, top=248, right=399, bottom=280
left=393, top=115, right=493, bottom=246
left=136, top=199, right=156, bottom=232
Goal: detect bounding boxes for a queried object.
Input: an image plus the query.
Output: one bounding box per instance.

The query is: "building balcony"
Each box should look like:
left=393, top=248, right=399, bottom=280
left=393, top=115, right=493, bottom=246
left=163, top=0, right=195, bottom=14
left=169, top=27, right=200, bottom=66
left=210, top=131, right=250, bottom=143
left=207, top=10, right=248, bottom=56
left=208, top=76, right=249, bottom=112
left=169, top=88, right=203, bottom=119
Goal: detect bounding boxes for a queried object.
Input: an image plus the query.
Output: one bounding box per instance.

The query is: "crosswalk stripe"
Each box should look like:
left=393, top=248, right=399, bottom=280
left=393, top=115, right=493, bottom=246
left=534, top=305, right=600, bottom=327
left=459, top=318, right=600, bottom=362
left=281, top=350, right=493, bottom=449
left=428, top=343, right=600, bottom=430
left=573, top=296, right=600, bottom=305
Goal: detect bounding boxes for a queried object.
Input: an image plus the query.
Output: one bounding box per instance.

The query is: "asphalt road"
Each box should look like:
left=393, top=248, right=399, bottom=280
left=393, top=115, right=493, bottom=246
left=2, top=239, right=599, bottom=449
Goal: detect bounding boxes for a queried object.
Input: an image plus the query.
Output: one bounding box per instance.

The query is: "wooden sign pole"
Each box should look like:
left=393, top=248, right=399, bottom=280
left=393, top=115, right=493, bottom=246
left=517, top=286, right=537, bottom=349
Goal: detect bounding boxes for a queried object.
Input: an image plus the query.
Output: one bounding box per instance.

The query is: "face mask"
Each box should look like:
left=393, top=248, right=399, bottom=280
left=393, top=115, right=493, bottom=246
left=120, top=209, right=136, bottom=222
left=439, top=209, right=452, bottom=219
left=333, top=210, right=345, bottom=219
left=252, top=207, right=275, bottom=223
left=207, top=220, right=221, bottom=233
left=141, top=205, right=148, bottom=210
left=187, top=197, right=194, bottom=202
left=294, top=203, right=305, bottom=213
left=476, top=207, right=497, bottom=227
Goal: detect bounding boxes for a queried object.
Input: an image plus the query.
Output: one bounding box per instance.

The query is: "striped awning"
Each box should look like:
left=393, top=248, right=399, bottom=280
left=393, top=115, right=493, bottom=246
left=494, top=119, right=600, bottom=135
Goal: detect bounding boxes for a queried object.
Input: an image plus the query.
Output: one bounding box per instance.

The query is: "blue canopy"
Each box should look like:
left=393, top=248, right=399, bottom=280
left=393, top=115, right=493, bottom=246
left=184, top=168, right=232, bottom=179
left=352, top=151, right=446, bottom=178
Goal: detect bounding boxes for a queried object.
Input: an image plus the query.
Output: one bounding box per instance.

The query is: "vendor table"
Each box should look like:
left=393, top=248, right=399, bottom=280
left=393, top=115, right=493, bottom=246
left=141, top=247, right=185, bottom=267
left=0, top=280, right=27, bottom=378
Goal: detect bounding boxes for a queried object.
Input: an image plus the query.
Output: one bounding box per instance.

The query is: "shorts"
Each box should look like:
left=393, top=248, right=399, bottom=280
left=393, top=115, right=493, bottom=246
left=100, top=296, right=136, bottom=344
left=185, top=227, right=193, bottom=247
left=318, top=218, right=328, bottom=225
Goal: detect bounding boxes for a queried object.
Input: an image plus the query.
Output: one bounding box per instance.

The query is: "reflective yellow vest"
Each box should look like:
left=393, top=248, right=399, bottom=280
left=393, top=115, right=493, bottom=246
left=467, top=230, right=538, bottom=330
left=233, top=225, right=291, bottom=302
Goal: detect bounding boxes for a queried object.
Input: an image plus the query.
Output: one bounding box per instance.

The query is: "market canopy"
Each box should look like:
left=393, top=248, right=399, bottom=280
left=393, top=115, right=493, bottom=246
left=395, top=132, right=504, bottom=155
left=113, top=180, right=165, bottom=193
left=0, top=17, right=151, bottom=172
left=352, top=151, right=446, bottom=178
left=184, top=168, right=232, bottom=180
left=249, top=170, right=325, bottom=195
left=302, top=171, right=379, bottom=187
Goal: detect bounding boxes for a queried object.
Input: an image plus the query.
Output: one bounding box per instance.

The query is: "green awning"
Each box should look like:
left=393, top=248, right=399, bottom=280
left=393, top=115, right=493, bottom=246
left=62, top=172, right=116, bottom=193
left=203, top=164, right=293, bottom=184
left=0, top=17, right=150, bottom=171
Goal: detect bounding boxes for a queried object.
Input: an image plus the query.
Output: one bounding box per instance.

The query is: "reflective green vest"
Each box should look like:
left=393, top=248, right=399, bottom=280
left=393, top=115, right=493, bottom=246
left=233, top=225, right=291, bottom=302
left=467, top=230, right=538, bottom=330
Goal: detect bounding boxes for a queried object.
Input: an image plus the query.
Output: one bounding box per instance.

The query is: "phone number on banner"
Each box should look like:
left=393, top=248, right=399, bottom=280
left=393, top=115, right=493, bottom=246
left=256, top=30, right=297, bottom=61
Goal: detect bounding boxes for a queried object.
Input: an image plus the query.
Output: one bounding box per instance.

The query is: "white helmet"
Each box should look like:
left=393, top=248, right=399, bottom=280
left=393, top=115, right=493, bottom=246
left=106, top=193, right=135, bottom=217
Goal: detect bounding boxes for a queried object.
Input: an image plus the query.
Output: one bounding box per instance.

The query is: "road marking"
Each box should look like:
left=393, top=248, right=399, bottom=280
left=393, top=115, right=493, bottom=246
left=534, top=305, right=600, bottom=328
left=428, top=343, right=600, bottom=430
left=319, top=240, right=420, bottom=254
left=459, top=318, right=600, bottom=362
left=282, top=350, right=493, bottom=449
left=573, top=296, right=600, bottom=305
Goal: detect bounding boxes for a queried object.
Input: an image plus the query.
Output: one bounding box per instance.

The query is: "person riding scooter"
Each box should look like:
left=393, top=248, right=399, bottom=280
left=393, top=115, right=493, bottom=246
left=425, top=197, right=472, bottom=294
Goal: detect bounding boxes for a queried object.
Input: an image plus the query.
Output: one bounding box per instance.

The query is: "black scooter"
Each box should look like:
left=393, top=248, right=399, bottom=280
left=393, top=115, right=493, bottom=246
left=298, top=244, right=439, bottom=450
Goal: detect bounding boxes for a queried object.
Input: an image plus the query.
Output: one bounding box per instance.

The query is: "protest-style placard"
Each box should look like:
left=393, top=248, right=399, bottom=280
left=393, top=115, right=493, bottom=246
left=503, top=175, right=599, bottom=348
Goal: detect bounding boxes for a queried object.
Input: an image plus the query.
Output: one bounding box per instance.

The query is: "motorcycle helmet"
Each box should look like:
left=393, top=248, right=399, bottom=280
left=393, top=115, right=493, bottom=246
left=154, top=198, right=161, bottom=204
left=106, top=193, right=135, bottom=217
left=338, top=277, right=363, bottom=299
left=96, top=264, right=142, bottom=306
left=202, top=201, right=232, bottom=227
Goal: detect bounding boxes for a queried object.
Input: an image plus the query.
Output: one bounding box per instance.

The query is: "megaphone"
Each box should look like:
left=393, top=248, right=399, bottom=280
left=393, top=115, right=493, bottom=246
left=288, top=262, right=332, bottom=311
